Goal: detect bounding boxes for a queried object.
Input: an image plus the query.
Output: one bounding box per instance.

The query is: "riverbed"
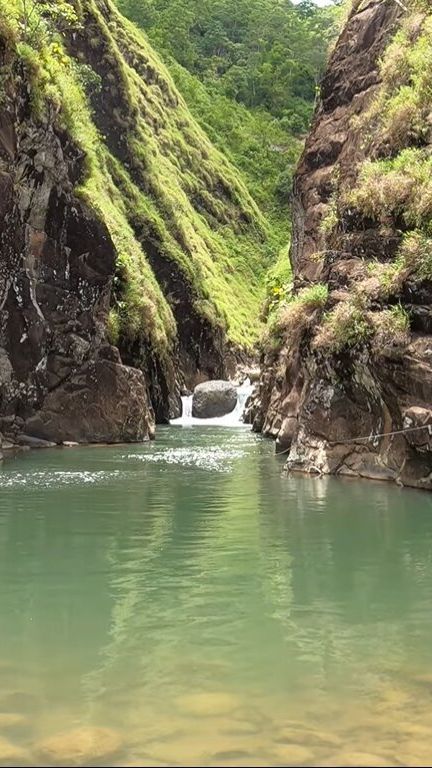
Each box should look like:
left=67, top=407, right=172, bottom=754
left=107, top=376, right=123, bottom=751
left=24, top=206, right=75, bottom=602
left=0, top=426, right=431, bottom=766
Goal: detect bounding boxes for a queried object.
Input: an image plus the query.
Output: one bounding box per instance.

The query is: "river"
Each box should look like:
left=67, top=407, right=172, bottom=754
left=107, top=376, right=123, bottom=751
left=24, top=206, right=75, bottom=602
left=0, top=425, right=432, bottom=766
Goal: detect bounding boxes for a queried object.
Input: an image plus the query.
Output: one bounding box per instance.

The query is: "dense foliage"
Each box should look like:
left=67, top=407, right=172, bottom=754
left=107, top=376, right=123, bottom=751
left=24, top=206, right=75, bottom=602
left=117, top=0, right=340, bottom=227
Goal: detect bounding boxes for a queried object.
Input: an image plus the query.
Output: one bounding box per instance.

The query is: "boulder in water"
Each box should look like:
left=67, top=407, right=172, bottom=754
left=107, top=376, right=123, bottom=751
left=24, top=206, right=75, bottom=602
left=192, top=381, right=237, bottom=419
left=0, top=713, right=26, bottom=730
left=176, top=691, right=241, bottom=716
left=35, top=726, right=123, bottom=766
left=0, top=735, right=29, bottom=766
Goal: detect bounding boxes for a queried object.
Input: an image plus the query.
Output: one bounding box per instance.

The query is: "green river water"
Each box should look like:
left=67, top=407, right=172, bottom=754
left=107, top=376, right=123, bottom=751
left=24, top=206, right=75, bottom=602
left=0, top=425, right=432, bottom=766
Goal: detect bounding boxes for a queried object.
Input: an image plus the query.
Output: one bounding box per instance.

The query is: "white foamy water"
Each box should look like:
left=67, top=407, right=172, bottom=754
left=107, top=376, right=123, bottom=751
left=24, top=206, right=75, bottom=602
left=0, top=469, right=123, bottom=488
left=171, top=379, right=254, bottom=427
left=122, top=446, right=245, bottom=472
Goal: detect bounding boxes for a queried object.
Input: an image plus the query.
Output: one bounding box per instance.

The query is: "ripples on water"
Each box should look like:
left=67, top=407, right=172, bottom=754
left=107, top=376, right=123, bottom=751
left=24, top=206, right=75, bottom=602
left=0, top=426, right=432, bottom=766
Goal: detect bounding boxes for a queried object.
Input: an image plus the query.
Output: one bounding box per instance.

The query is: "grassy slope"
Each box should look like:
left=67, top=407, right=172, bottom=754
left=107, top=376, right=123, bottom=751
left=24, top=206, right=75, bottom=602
left=2, top=0, right=275, bottom=352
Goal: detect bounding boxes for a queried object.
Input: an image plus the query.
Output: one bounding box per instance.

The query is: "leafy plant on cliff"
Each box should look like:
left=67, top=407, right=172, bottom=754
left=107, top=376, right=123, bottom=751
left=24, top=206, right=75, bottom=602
left=313, top=301, right=372, bottom=353
left=264, top=282, right=329, bottom=352
left=263, top=245, right=293, bottom=321
left=370, top=305, right=410, bottom=352
left=346, top=6, right=432, bottom=294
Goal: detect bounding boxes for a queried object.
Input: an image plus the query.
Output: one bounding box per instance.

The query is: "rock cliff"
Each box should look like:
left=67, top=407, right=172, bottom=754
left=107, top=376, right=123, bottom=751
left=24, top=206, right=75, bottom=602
left=0, top=0, right=269, bottom=443
left=255, top=0, right=432, bottom=490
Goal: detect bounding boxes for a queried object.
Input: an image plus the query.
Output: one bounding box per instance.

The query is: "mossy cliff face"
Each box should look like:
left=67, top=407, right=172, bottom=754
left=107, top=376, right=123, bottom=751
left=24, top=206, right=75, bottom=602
left=0, top=0, right=270, bottom=441
left=256, top=0, right=432, bottom=490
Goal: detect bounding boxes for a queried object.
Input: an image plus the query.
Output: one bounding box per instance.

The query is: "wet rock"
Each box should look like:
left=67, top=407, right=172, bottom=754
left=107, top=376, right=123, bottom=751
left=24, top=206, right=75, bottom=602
left=176, top=692, right=242, bottom=717
left=192, top=381, right=237, bottom=419
left=1, top=440, right=17, bottom=450
left=35, top=725, right=123, bottom=766
left=247, top=369, right=261, bottom=384
left=17, top=434, right=57, bottom=448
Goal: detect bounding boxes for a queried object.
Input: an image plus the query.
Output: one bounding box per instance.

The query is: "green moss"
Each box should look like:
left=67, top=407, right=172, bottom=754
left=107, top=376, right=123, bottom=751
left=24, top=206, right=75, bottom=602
left=2, top=0, right=275, bottom=353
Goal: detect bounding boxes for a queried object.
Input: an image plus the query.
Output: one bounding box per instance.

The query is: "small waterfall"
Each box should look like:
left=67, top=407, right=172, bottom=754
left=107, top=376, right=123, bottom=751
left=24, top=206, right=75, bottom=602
left=181, top=394, right=193, bottom=424
left=233, top=377, right=253, bottom=421
left=171, top=380, right=253, bottom=427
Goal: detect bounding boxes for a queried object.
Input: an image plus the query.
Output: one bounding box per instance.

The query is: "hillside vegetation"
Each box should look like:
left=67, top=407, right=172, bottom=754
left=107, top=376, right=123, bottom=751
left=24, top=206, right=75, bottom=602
left=118, top=0, right=339, bottom=243
left=0, top=0, right=285, bottom=355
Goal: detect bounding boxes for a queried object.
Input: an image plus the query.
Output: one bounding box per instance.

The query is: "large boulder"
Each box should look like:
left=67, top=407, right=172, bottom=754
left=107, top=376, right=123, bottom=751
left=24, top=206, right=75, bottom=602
left=192, top=380, right=237, bottom=418
left=24, top=357, right=154, bottom=443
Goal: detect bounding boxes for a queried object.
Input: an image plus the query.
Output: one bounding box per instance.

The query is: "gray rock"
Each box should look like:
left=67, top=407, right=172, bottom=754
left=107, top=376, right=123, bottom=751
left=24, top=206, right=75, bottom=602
left=2, top=440, right=17, bottom=450
left=192, top=380, right=237, bottom=418
left=17, top=435, right=57, bottom=448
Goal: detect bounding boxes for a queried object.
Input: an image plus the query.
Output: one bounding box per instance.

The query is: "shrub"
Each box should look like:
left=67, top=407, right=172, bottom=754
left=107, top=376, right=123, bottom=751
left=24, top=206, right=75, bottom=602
left=370, top=305, right=410, bottom=351
left=262, top=282, right=328, bottom=352
left=264, top=244, right=292, bottom=319
left=397, top=230, right=432, bottom=281
left=313, top=301, right=372, bottom=353
left=275, top=283, right=328, bottom=335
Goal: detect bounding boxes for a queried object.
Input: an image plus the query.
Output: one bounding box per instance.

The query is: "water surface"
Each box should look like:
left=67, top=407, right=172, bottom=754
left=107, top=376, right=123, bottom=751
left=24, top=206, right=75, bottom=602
left=0, top=426, right=432, bottom=766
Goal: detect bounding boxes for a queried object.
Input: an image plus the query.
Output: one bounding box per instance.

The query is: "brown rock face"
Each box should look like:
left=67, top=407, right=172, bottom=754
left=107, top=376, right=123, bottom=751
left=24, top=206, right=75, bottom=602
left=0, top=54, right=153, bottom=443
left=24, top=357, right=153, bottom=444
left=256, top=0, right=432, bottom=490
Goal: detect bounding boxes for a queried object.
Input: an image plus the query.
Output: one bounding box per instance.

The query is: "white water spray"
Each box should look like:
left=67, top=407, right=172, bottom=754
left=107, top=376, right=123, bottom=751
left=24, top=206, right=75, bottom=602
left=171, top=379, right=254, bottom=427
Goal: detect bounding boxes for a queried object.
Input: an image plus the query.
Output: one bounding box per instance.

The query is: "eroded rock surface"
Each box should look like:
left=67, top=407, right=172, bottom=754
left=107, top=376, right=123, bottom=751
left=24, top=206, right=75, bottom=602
left=255, top=0, right=432, bottom=490
left=0, top=72, right=154, bottom=443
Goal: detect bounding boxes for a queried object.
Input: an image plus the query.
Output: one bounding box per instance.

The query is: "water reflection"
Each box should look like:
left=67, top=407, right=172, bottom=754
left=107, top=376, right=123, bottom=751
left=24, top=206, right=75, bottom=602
left=0, top=429, right=431, bottom=765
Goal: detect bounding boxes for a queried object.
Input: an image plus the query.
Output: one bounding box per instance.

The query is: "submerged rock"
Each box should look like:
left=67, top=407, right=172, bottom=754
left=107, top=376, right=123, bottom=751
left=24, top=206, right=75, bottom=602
left=176, top=692, right=242, bottom=717
left=0, top=735, right=29, bottom=766
left=35, top=725, right=123, bottom=766
left=271, top=743, right=314, bottom=765
left=0, top=713, right=26, bottom=730
left=192, top=381, right=237, bottom=419
left=318, top=752, right=395, bottom=767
